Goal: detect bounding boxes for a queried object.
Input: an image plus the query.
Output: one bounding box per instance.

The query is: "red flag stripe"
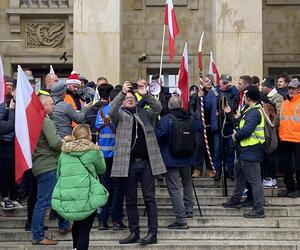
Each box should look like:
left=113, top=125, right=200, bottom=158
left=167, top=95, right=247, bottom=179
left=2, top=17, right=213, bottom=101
left=178, top=42, right=188, bottom=111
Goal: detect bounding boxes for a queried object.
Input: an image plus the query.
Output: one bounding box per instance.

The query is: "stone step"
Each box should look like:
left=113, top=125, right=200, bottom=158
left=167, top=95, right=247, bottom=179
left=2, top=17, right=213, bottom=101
left=2, top=228, right=300, bottom=242
left=137, top=187, right=281, bottom=197
left=155, top=178, right=285, bottom=188
left=2, top=216, right=300, bottom=229
left=0, top=240, right=298, bottom=250
left=2, top=206, right=297, bottom=217
left=138, top=196, right=300, bottom=206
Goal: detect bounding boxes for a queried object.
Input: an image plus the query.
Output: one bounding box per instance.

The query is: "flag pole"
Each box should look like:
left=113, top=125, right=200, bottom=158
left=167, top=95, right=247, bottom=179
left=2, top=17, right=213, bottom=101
left=159, top=25, right=166, bottom=85
left=198, top=32, right=216, bottom=174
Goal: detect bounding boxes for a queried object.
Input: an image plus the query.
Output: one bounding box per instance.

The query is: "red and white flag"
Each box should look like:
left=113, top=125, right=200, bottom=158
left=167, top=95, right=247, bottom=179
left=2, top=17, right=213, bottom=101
left=178, top=42, right=188, bottom=111
left=164, top=0, right=179, bottom=63
left=15, top=65, right=45, bottom=183
left=198, top=32, right=204, bottom=70
left=208, top=51, right=220, bottom=85
left=0, top=55, right=5, bottom=104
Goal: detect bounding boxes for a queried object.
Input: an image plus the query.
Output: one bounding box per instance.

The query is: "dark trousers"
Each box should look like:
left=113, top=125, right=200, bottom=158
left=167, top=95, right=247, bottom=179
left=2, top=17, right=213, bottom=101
left=98, top=158, right=124, bottom=223
left=261, top=152, right=277, bottom=179
left=165, top=167, right=193, bottom=224
left=278, top=141, right=300, bottom=192
left=123, top=159, right=158, bottom=235
left=193, top=132, right=205, bottom=171
left=0, top=142, right=17, bottom=200
left=72, top=211, right=96, bottom=250
left=232, top=160, right=264, bottom=210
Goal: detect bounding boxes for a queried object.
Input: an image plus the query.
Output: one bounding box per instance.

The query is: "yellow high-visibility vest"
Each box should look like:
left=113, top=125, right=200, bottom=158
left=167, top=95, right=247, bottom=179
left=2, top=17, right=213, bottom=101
left=239, top=103, right=265, bottom=147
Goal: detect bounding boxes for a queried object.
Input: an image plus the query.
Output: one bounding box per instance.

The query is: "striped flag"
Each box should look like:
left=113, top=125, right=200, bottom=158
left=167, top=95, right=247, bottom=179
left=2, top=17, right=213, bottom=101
left=178, top=42, right=188, bottom=110
left=0, top=55, right=5, bottom=104
left=15, top=65, right=45, bottom=183
left=208, top=51, right=220, bottom=85
left=198, top=32, right=204, bottom=71
left=164, top=0, right=179, bottom=63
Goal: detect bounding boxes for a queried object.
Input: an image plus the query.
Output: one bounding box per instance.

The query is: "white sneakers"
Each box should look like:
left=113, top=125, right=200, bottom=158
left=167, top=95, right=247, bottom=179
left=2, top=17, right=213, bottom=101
left=0, top=197, right=24, bottom=210
left=263, top=178, right=277, bottom=189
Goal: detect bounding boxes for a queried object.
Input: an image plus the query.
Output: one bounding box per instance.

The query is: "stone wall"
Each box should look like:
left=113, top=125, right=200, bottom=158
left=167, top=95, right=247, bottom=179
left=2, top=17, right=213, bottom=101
left=121, top=0, right=212, bottom=84
left=263, top=0, right=300, bottom=76
left=0, top=0, right=73, bottom=76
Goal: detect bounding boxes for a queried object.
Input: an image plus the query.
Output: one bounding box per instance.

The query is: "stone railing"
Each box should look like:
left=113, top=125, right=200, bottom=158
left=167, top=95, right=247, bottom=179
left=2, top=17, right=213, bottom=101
left=6, top=0, right=73, bottom=33
left=20, top=0, right=69, bottom=8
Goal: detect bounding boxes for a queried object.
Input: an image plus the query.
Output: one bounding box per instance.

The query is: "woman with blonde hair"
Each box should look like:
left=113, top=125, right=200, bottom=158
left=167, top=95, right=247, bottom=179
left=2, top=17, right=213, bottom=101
left=52, top=124, right=108, bottom=250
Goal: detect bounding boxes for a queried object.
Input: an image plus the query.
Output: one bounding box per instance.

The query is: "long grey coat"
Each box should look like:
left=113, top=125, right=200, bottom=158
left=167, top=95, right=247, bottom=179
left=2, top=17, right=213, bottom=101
left=109, top=91, right=166, bottom=177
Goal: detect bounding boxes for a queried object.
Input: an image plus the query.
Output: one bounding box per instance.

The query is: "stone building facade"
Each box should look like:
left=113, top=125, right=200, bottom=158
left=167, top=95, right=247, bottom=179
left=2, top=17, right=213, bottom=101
left=0, top=0, right=299, bottom=87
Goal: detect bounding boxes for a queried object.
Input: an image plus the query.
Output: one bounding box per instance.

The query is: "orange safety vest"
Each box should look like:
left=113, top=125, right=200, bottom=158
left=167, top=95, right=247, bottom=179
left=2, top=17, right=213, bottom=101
left=64, top=94, right=83, bottom=128
left=279, top=94, right=300, bottom=143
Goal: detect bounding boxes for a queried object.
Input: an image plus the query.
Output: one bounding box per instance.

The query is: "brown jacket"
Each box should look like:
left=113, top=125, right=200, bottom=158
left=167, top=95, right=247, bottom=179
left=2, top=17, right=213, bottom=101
left=109, top=92, right=166, bottom=177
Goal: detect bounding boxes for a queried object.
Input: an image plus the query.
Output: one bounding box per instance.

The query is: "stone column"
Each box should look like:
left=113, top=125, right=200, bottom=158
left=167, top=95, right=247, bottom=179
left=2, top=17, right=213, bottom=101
left=73, top=0, right=121, bottom=83
left=212, top=0, right=263, bottom=83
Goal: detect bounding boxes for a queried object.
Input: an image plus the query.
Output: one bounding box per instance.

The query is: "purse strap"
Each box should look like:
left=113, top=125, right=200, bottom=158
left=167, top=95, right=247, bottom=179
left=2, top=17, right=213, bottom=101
left=76, top=156, right=97, bottom=180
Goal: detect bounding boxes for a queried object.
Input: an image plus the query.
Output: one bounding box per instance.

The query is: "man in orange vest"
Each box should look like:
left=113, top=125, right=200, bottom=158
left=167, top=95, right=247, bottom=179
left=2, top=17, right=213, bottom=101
left=279, top=79, right=300, bottom=198
left=64, top=72, right=84, bottom=111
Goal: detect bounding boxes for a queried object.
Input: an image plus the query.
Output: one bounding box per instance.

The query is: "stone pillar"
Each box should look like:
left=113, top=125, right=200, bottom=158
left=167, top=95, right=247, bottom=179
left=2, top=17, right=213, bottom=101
left=73, top=0, right=121, bottom=83
left=212, top=0, right=263, bottom=83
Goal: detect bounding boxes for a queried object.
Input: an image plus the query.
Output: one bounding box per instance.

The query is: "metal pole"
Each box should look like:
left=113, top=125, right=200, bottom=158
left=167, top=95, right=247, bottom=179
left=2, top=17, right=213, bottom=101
left=159, top=25, right=166, bottom=85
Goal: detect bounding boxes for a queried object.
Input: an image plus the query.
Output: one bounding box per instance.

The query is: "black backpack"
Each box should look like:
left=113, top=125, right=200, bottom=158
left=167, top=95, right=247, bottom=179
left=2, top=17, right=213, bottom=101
left=168, top=114, right=196, bottom=157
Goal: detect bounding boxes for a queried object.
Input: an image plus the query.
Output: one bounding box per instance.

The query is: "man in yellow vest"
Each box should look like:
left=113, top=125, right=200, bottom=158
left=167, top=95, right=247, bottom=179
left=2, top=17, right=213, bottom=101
left=222, top=87, right=265, bottom=218
left=278, top=79, right=300, bottom=198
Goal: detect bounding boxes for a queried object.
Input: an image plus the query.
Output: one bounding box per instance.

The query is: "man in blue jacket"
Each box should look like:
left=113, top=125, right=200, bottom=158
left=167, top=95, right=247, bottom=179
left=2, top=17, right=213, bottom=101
left=222, top=87, right=265, bottom=218
left=156, top=96, right=201, bottom=229
left=205, top=74, right=240, bottom=181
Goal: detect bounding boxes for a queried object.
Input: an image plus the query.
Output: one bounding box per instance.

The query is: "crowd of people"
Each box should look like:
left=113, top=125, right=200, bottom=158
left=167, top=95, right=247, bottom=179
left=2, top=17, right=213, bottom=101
left=0, top=68, right=299, bottom=249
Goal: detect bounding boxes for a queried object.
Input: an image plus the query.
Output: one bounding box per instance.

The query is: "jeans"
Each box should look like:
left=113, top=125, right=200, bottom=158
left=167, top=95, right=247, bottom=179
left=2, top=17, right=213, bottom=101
left=31, top=170, right=70, bottom=241
left=232, top=160, right=264, bottom=210
left=123, top=159, right=158, bottom=235
left=193, top=132, right=205, bottom=172
left=72, top=211, right=96, bottom=250
left=165, top=167, right=193, bottom=224
left=212, top=130, right=235, bottom=175
left=98, top=158, right=124, bottom=223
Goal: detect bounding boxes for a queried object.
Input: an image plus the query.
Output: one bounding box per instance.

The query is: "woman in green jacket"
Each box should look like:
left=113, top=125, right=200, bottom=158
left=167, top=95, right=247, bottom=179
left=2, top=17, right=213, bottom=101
left=51, top=124, right=108, bottom=250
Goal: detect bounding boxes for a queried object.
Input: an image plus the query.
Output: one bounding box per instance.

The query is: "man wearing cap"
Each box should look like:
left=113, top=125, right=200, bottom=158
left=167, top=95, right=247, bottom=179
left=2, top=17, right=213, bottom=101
left=278, top=79, right=300, bottom=198
left=261, top=77, right=284, bottom=113
left=205, top=74, right=239, bottom=181
left=51, top=81, right=92, bottom=139
left=64, top=72, right=84, bottom=111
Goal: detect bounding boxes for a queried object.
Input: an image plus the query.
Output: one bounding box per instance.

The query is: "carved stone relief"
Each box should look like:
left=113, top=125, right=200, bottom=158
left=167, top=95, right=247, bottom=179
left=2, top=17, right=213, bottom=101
left=26, top=23, right=65, bottom=47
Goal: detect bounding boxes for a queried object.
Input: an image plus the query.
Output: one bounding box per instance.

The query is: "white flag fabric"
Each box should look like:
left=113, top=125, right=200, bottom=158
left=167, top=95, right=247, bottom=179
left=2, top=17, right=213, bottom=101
left=15, top=65, right=45, bottom=182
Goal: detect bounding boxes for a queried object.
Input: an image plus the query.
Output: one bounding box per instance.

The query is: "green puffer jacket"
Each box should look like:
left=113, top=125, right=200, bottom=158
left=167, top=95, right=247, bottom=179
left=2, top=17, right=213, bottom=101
left=51, top=138, right=108, bottom=221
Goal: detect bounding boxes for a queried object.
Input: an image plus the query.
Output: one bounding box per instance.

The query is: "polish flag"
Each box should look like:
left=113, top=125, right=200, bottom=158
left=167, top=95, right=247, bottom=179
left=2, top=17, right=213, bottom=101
left=178, top=42, right=188, bottom=111
left=0, top=55, right=5, bottom=104
left=164, top=0, right=179, bottom=63
left=15, top=65, right=46, bottom=183
left=198, top=32, right=204, bottom=70
left=50, top=65, right=55, bottom=74
left=208, top=51, right=220, bottom=85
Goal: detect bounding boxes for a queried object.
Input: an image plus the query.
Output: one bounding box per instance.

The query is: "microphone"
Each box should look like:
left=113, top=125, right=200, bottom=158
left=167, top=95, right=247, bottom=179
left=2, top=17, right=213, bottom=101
left=60, top=52, right=67, bottom=61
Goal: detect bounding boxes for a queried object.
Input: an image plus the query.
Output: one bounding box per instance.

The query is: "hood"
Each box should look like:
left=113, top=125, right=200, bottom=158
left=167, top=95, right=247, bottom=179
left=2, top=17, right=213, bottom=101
left=62, top=139, right=99, bottom=155
left=170, top=108, right=190, bottom=119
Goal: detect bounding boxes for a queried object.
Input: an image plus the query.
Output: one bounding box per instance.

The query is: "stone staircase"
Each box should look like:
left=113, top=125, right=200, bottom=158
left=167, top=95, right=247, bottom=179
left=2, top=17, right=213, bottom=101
left=1, top=178, right=300, bottom=249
